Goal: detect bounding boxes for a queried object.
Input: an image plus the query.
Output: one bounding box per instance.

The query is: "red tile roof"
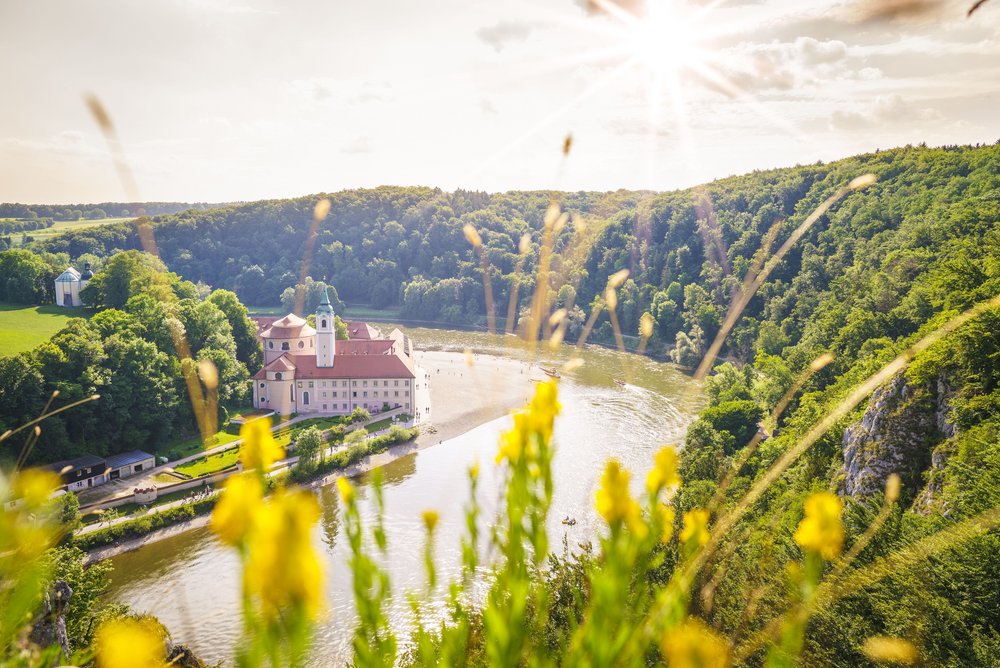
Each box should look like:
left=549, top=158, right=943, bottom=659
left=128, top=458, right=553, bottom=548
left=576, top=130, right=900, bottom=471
left=344, top=321, right=379, bottom=340
left=337, top=340, right=395, bottom=355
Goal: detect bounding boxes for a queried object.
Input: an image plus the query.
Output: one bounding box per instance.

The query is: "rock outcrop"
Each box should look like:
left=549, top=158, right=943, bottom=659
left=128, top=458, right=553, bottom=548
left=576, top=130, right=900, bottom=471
left=841, top=373, right=947, bottom=498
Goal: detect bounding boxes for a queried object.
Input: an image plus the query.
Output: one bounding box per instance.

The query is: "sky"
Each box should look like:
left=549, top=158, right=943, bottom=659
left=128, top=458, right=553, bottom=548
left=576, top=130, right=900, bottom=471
left=1, top=0, right=998, bottom=204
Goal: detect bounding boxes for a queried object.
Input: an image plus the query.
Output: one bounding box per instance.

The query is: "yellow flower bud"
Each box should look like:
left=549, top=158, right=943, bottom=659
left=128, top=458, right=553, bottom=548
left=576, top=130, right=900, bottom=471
left=95, top=618, right=166, bottom=668
left=422, top=509, right=440, bottom=533
left=646, top=446, right=681, bottom=495
left=210, top=474, right=263, bottom=546
left=336, top=476, right=355, bottom=505
left=661, top=618, right=730, bottom=668
left=680, top=509, right=711, bottom=548
left=793, top=491, right=844, bottom=560
left=239, top=417, right=284, bottom=472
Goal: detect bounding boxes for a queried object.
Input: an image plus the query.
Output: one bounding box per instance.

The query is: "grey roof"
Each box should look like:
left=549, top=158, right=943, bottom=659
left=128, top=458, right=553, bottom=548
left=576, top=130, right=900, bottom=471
left=105, top=450, right=155, bottom=469
left=55, top=267, right=81, bottom=283
left=47, top=454, right=106, bottom=473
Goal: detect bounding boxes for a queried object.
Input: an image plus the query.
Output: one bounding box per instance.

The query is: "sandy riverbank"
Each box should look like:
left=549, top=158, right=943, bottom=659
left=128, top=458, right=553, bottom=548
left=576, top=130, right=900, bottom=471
left=85, top=351, right=536, bottom=563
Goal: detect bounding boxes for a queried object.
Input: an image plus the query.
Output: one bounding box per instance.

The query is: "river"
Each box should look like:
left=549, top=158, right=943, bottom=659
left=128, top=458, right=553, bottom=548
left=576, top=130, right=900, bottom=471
left=104, top=326, right=703, bottom=665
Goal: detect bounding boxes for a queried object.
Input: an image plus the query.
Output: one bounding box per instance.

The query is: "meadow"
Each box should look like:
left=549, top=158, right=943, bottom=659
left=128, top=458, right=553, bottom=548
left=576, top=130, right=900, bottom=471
left=5, top=217, right=131, bottom=245
left=0, top=301, right=89, bottom=356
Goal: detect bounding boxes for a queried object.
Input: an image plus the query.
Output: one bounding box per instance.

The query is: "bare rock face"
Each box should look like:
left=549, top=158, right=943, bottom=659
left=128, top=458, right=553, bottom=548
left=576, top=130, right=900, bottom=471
left=29, top=580, right=72, bottom=659
left=841, top=373, right=940, bottom=498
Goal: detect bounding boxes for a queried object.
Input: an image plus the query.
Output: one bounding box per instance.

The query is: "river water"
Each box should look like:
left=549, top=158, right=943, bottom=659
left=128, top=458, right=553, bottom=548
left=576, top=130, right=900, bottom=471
left=104, top=327, right=703, bottom=665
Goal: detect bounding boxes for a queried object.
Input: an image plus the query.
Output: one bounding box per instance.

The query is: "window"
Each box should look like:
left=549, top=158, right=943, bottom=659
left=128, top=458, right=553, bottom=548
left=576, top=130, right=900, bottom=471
left=394, top=380, right=399, bottom=386
left=260, top=383, right=265, bottom=388
left=352, top=391, right=357, bottom=398
left=322, top=391, right=327, bottom=398
left=297, top=382, right=302, bottom=388
left=332, top=391, right=337, bottom=398
left=342, top=403, right=347, bottom=410
left=268, top=341, right=274, bottom=349
left=352, top=381, right=357, bottom=387
left=275, top=372, right=283, bottom=381
left=363, top=380, right=368, bottom=387
left=405, top=390, right=409, bottom=396
left=323, top=404, right=327, bottom=410
left=298, top=341, right=304, bottom=349
left=321, top=318, right=327, bottom=328
left=281, top=342, right=289, bottom=350
left=383, top=381, right=388, bottom=387
left=363, top=391, right=368, bottom=398
left=394, top=391, right=399, bottom=397
left=303, top=391, right=310, bottom=405
left=308, top=381, right=314, bottom=388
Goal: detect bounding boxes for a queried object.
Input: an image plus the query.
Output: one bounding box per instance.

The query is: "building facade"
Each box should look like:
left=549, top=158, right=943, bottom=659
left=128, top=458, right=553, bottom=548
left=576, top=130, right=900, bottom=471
left=252, top=287, right=419, bottom=417
left=54, top=262, right=94, bottom=307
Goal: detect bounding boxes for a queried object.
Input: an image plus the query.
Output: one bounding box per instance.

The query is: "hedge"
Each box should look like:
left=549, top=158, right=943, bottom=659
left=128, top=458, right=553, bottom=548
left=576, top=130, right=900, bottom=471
left=71, top=497, right=217, bottom=551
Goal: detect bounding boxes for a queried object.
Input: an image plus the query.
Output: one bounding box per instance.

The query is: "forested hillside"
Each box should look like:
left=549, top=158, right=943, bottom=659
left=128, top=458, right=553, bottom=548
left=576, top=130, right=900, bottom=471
left=32, top=142, right=1000, bottom=663
left=0, top=251, right=261, bottom=465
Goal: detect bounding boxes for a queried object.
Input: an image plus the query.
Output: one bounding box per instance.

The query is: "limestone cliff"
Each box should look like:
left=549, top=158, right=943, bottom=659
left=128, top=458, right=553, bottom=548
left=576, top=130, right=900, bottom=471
left=841, top=373, right=954, bottom=504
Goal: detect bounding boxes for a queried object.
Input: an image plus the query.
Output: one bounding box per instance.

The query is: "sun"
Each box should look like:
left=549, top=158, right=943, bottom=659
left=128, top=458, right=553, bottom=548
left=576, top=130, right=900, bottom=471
left=628, top=1, right=703, bottom=77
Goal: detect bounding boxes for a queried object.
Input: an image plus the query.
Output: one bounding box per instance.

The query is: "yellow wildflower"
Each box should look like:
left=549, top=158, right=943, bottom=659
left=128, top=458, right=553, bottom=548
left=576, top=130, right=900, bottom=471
left=655, top=504, right=676, bottom=543
left=239, top=416, right=284, bottom=471
left=244, top=489, right=324, bottom=621
left=596, top=460, right=645, bottom=535
left=210, top=473, right=263, bottom=546
left=95, top=618, right=166, bottom=668
left=680, top=509, right=711, bottom=548
left=646, top=446, right=681, bottom=495
left=336, top=476, right=355, bottom=505
left=14, top=468, right=61, bottom=508
left=497, top=412, right=528, bottom=464
left=422, top=509, right=440, bottom=532
left=793, top=491, right=844, bottom=560
left=661, top=618, right=730, bottom=668
left=529, top=380, right=561, bottom=440
left=862, top=636, right=918, bottom=664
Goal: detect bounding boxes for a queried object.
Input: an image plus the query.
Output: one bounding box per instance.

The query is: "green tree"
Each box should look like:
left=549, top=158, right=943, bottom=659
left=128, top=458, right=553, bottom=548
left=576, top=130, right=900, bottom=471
left=293, top=426, right=324, bottom=475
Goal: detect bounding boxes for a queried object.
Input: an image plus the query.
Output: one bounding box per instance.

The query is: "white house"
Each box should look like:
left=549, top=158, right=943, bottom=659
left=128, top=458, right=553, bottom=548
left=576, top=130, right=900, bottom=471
left=54, top=262, right=93, bottom=307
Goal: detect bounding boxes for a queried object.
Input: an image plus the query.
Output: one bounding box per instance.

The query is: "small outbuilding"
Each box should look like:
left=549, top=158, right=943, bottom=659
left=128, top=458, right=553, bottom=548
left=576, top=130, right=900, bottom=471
left=104, top=450, right=156, bottom=480
left=47, top=454, right=108, bottom=491
left=53, top=262, right=93, bottom=307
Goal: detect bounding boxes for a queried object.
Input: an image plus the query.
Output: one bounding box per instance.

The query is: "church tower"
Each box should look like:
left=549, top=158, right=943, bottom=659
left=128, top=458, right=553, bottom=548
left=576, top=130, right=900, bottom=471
left=315, top=285, right=336, bottom=368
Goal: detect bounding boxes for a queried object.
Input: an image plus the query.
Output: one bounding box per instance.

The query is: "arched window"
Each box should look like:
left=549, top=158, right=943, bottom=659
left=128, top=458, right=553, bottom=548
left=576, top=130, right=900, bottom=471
left=281, top=342, right=290, bottom=351
left=303, top=391, right=310, bottom=405
left=298, top=341, right=304, bottom=349
left=275, top=372, right=282, bottom=380
left=321, top=319, right=327, bottom=329
left=259, top=383, right=265, bottom=388
left=268, top=341, right=274, bottom=349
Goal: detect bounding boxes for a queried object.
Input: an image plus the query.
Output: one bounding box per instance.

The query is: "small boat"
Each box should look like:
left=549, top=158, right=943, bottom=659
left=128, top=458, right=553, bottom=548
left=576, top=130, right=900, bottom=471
left=613, top=378, right=626, bottom=387
left=561, top=516, right=577, bottom=526
left=541, top=366, right=559, bottom=377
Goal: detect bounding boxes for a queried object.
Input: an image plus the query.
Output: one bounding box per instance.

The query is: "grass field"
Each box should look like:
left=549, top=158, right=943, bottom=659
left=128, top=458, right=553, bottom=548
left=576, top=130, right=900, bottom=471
left=161, top=429, right=240, bottom=460
left=7, top=217, right=131, bottom=245
left=0, top=302, right=90, bottom=356
left=342, top=304, right=403, bottom=320
left=175, top=447, right=241, bottom=477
